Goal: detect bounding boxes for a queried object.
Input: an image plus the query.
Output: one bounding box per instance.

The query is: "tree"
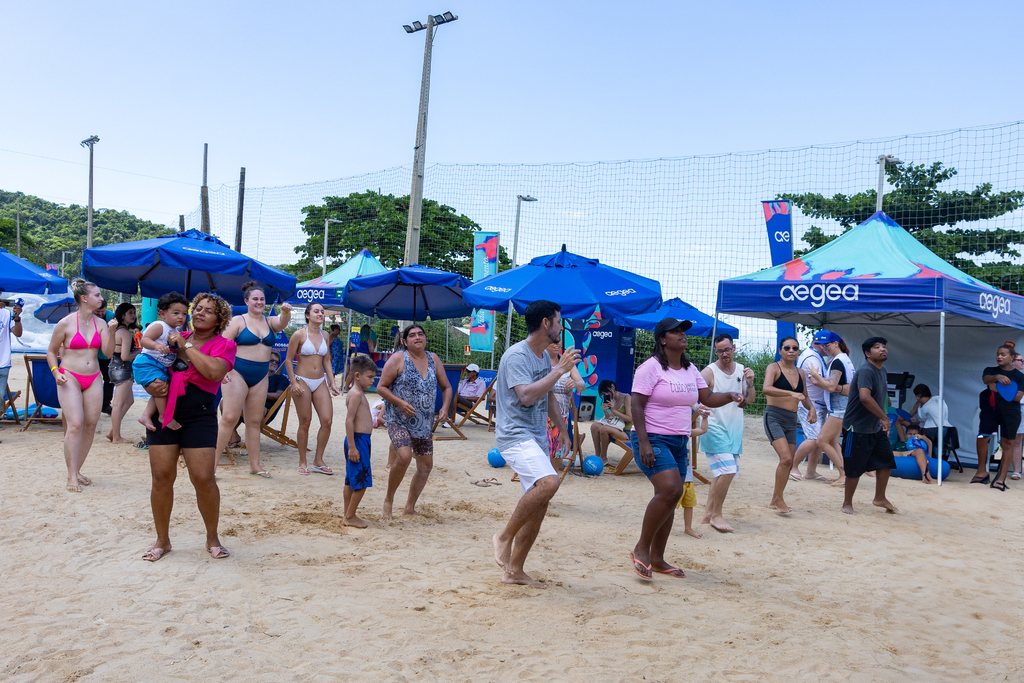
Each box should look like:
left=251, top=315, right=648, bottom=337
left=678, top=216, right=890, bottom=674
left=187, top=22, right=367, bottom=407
left=291, top=191, right=512, bottom=280
left=779, top=162, right=1024, bottom=293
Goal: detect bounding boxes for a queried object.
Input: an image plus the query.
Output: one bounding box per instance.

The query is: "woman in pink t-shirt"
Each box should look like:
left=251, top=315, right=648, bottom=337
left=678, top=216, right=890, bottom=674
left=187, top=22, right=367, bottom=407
left=629, top=318, right=744, bottom=580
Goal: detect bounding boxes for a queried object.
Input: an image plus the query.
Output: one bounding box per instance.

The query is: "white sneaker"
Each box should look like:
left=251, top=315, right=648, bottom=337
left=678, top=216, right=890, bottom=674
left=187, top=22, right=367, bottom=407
left=1011, top=472, right=1021, bottom=480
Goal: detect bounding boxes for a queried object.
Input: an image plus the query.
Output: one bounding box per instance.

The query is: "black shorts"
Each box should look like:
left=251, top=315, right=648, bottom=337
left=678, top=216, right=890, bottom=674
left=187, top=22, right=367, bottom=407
left=979, top=404, right=1021, bottom=438
left=148, top=384, right=219, bottom=450
left=842, top=430, right=897, bottom=479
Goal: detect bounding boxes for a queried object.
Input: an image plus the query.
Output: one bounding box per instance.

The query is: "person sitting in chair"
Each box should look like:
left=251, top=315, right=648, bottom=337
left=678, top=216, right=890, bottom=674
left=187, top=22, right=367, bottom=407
left=897, top=423, right=935, bottom=484
left=590, top=379, right=632, bottom=466
left=451, top=363, right=488, bottom=419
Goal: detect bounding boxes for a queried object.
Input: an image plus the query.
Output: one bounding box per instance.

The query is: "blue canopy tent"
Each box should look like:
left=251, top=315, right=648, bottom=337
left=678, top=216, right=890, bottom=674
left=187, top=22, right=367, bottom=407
left=615, top=297, right=738, bottom=338
left=285, top=249, right=388, bottom=308
left=82, top=230, right=296, bottom=306
left=716, top=211, right=1024, bottom=480
left=0, top=248, right=67, bottom=295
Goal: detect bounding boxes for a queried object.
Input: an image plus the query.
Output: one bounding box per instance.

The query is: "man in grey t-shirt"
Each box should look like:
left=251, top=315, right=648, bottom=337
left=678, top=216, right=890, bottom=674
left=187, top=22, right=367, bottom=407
left=840, top=337, right=898, bottom=515
left=492, top=300, right=579, bottom=590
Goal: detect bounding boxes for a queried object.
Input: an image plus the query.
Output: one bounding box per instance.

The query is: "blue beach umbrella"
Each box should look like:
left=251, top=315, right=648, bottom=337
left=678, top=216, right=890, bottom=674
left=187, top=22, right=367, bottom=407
left=614, top=297, right=739, bottom=338
left=82, top=230, right=296, bottom=306
left=285, top=248, right=389, bottom=308
left=33, top=296, right=78, bottom=324
left=462, top=245, right=662, bottom=319
left=342, top=265, right=473, bottom=320
left=0, top=247, right=68, bottom=295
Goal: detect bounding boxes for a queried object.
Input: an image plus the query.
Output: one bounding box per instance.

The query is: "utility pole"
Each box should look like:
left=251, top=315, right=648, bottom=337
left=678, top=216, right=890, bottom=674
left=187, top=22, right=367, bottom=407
left=80, top=135, right=99, bottom=248
left=179, top=215, right=185, bottom=232
left=504, top=194, right=537, bottom=352
left=201, top=143, right=211, bottom=234
left=876, top=154, right=904, bottom=213
left=402, top=12, right=458, bottom=267
left=61, top=250, right=73, bottom=278
left=15, top=193, right=20, bottom=257
left=234, top=167, right=246, bottom=251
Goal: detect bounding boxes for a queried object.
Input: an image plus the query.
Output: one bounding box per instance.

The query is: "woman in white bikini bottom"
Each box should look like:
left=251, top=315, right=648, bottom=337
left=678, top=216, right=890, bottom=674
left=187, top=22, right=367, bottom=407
left=285, top=303, right=340, bottom=475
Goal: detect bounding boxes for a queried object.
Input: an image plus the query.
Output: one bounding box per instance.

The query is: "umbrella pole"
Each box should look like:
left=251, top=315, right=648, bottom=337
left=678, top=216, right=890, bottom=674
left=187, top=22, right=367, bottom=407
left=709, top=312, right=720, bottom=365
left=937, top=312, right=946, bottom=486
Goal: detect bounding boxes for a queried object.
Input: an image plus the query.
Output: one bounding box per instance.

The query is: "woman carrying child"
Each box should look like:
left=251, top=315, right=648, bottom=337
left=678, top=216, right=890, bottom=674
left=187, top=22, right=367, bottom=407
left=47, top=279, right=118, bottom=492
left=215, top=281, right=292, bottom=477
left=285, top=302, right=339, bottom=476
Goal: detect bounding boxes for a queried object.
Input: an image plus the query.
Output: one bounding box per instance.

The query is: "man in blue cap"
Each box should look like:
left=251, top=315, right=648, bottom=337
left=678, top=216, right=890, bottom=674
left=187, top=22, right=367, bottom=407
left=791, top=330, right=834, bottom=480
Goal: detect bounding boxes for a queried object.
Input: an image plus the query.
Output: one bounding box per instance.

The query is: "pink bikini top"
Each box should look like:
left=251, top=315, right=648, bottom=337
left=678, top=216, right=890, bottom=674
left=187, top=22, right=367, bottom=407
left=69, top=315, right=102, bottom=350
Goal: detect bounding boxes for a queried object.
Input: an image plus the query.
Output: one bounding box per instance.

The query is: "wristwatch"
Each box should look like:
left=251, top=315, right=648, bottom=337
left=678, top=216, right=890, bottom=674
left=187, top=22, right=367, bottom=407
left=184, top=341, right=193, bottom=350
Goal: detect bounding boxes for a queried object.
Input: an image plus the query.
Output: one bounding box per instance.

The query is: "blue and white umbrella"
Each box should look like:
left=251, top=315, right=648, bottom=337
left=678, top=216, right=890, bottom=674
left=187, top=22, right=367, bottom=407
left=33, top=296, right=78, bottom=324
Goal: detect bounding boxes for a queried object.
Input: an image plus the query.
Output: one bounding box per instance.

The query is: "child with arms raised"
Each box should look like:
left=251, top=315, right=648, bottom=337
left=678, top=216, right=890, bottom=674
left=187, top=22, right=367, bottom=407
left=344, top=355, right=379, bottom=528
left=133, top=292, right=189, bottom=431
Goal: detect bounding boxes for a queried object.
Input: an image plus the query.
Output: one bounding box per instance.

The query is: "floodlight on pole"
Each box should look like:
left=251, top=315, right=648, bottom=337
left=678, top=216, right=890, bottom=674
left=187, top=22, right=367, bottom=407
left=80, top=135, right=100, bottom=248
left=402, top=11, right=458, bottom=268
left=876, top=155, right=904, bottom=213
left=323, top=218, right=344, bottom=276
left=504, top=195, right=538, bottom=352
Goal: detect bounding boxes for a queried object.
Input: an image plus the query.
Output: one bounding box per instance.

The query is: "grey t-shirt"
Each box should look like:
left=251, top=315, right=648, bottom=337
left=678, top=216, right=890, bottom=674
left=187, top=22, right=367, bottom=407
left=842, top=363, right=888, bottom=434
left=495, top=340, right=552, bottom=453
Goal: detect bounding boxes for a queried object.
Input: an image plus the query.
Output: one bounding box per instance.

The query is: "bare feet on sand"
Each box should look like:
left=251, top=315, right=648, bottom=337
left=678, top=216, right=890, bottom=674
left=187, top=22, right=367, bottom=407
left=492, top=533, right=512, bottom=575
left=841, top=504, right=858, bottom=515
left=684, top=528, right=703, bottom=539
left=381, top=500, right=394, bottom=521
left=501, top=570, right=547, bottom=589
left=830, top=477, right=847, bottom=487
left=402, top=507, right=420, bottom=517
left=138, top=415, right=156, bottom=432
left=106, top=432, right=132, bottom=444
left=343, top=516, right=368, bottom=528
left=768, top=501, right=792, bottom=514
left=873, top=498, right=898, bottom=513
left=708, top=516, right=734, bottom=533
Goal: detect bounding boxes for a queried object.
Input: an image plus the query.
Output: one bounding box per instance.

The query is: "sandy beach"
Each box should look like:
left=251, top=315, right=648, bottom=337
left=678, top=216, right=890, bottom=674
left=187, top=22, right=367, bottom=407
left=1, top=359, right=1022, bottom=682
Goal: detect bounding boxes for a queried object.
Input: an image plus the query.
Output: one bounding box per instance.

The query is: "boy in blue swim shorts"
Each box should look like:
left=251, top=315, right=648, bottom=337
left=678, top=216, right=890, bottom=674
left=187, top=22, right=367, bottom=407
left=133, top=292, right=189, bottom=431
left=343, top=355, right=378, bottom=528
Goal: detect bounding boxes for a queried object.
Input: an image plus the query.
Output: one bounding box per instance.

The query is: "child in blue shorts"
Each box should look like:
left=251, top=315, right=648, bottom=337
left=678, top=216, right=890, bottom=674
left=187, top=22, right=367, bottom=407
left=343, top=355, right=378, bottom=528
left=133, top=292, right=189, bottom=431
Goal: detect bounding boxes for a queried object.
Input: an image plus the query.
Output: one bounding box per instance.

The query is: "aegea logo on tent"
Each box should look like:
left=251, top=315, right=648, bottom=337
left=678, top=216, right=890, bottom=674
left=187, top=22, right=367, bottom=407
left=979, top=293, right=1011, bottom=319
left=605, top=289, right=636, bottom=297
left=484, top=286, right=511, bottom=292
left=297, top=289, right=326, bottom=301
left=591, top=331, right=613, bottom=339
left=780, top=284, right=859, bottom=308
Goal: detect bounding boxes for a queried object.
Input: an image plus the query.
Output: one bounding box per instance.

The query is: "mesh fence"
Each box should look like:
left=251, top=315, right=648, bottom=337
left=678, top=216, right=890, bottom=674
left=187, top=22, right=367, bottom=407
left=178, top=121, right=1024, bottom=405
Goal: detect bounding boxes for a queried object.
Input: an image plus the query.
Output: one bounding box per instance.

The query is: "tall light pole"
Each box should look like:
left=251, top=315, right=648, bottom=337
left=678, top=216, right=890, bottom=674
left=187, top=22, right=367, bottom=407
left=80, top=135, right=99, bottom=248
left=323, top=218, right=344, bottom=276
left=402, top=11, right=458, bottom=267
left=876, top=154, right=904, bottom=213
left=504, top=194, right=538, bottom=352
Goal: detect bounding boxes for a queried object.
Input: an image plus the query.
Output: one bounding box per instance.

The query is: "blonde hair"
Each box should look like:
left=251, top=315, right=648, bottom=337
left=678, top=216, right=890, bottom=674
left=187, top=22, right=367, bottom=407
left=70, top=278, right=99, bottom=304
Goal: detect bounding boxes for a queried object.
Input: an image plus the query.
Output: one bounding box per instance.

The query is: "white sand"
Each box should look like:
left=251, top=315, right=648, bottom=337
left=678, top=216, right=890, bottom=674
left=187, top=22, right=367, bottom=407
left=1, top=359, right=1021, bottom=682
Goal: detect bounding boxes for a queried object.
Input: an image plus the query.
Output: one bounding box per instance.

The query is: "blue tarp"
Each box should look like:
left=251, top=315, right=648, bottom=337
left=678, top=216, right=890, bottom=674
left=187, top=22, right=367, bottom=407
left=717, top=211, right=1024, bottom=330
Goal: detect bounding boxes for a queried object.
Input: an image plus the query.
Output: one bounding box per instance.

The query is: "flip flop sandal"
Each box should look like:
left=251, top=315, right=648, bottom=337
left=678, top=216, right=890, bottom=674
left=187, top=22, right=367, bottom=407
left=206, top=546, right=230, bottom=559
left=250, top=471, right=273, bottom=479
left=482, top=478, right=502, bottom=486
left=142, top=547, right=170, bottom=562
left=309, top=465, right=334, bottom=475
left=470, top=480, right=492, bottom=487
left=990, top=481, right=1008, bottom=491
left=297, top=467, right=310, bottom=476
left=134, top=441, right=149, bottom=450
left=971, top=474, right=991, bottom=485
left=653, top=566, right=687, bottom=578
left=629, top=551, right=652, bottom=580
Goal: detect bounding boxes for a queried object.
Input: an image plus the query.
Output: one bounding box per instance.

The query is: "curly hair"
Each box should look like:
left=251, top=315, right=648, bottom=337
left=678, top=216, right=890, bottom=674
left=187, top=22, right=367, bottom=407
left=191, top=292, right=233, bottom=333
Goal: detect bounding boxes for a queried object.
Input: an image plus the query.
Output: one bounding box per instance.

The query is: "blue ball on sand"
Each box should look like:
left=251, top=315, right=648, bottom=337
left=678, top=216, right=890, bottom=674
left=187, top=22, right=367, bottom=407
left=487, top=448, right=506, bottom=468
left=582, top=455, right=604, bottom=476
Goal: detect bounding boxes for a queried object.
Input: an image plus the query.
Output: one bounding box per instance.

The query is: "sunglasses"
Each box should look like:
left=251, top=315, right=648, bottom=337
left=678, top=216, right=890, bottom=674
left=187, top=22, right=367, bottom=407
left=781, top=345, right=799, bottom=351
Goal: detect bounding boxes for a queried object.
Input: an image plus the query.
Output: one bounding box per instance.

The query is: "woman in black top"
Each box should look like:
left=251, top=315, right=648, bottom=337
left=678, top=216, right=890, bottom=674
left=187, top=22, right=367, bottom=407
left=976, top=342, right=1024, bottom=490
left=761, top=336, right=817, bottom=514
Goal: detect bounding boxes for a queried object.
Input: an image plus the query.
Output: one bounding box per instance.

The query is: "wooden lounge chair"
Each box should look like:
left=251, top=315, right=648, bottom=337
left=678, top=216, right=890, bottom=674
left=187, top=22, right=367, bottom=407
left=433, top=364, right=467, bottom=441
left=454, top=369, right=498, bottom=430
left=21, top=354, right=63, bottom=431
left=558, top=394, right=588, bottom=481
left=1, top=385, right=22, bottom=426
left=219, top=358, right=298, bottom=465
left=608, top=430, right=709, bottom=482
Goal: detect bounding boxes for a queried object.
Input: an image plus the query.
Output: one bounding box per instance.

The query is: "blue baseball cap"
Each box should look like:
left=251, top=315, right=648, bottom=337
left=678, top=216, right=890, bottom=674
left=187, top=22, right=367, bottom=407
left=812, top=330, right=841, bottom=344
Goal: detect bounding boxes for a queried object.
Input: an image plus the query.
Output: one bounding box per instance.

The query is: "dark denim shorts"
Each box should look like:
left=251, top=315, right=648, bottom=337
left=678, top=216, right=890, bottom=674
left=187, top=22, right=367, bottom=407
left=629, top=431, right=688, bottom=479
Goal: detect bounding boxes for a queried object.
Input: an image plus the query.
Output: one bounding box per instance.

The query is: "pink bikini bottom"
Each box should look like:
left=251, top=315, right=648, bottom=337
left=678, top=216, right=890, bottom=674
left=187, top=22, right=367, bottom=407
left=62, top=369, right=102, bottom=392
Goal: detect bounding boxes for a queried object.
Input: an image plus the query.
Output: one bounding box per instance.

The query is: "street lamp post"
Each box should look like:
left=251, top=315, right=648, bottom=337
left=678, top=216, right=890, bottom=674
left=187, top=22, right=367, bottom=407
left=61, top=250, right=74, bottom=278
left=876, top=154, right=904, bottom=213
left=402, top=11, right=458, bottom=267
left=80, top=135, right=100, bottom=248
left=323, top=218, right=344, bottom=276
left=503, top=195, right=538, bottom=353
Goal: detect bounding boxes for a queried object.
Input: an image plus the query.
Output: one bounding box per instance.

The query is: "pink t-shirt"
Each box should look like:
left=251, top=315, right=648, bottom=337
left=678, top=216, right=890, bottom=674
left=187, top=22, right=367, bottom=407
left=162, top=332, right=237, bottom=427
left=630, top=356, right=707, bottom=436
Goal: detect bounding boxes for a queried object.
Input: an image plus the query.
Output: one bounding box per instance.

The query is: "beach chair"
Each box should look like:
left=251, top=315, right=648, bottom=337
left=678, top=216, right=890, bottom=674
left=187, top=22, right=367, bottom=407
left=21, top=354, right=63, bottom=431
left=454, top=368, right=498, bottom=430
left=558, top=394, right=588, bottom=482
left=219, top=358, right=298, bottom=465
left=1, top=384, right=22, bottom=426
left=433, top=364, right=467, bottom=441
left=938, top=426, right=963, bottom=473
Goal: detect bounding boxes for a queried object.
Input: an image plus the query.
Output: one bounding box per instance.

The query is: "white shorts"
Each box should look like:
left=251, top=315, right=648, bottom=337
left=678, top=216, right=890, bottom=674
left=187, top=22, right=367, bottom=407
left=501, top=440, right=557, bottom=494
left=705, top=452, right=739, bottom=477
left=798, top=402, right=827, bottom=441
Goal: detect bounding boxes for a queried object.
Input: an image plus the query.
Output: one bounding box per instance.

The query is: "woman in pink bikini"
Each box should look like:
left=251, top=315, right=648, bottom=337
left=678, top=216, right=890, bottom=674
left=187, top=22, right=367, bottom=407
left=46, top=279, right=118, bottom=492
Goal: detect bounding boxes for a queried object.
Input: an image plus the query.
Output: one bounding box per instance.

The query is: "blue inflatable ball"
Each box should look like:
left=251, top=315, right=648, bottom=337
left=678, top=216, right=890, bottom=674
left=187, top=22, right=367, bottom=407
left=487, top=448, right=506, bottom=468
left=582, top=456, right=604, bottom=476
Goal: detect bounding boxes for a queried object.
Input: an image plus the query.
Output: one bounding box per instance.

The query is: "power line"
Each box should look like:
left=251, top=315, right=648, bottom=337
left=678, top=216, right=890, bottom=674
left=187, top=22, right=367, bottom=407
left=0, top=147, right=199, bottom=187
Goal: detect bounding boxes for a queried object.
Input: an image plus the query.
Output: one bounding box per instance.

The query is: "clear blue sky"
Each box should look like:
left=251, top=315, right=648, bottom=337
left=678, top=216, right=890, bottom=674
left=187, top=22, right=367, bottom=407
left=2, top=0, right=1022, bottom=226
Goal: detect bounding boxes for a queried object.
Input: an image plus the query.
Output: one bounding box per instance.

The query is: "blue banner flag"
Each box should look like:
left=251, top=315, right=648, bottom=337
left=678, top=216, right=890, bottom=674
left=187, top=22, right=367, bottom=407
left=762, top=200, right=796, bottom=350
left=469, top=232, right=499, bottom=353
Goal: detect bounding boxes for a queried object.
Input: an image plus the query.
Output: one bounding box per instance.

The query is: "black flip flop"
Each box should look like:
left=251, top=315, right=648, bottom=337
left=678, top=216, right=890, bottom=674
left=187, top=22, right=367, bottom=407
left=971, top=474, right=990, bottom=485
left=990, top=481, right=1008, bottom=491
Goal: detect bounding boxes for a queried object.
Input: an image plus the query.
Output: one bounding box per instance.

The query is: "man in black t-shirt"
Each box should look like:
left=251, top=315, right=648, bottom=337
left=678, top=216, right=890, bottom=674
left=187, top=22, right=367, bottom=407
left=840, top=337, right=898, bottom=515
left=974, top=344, right=1024, bottom=490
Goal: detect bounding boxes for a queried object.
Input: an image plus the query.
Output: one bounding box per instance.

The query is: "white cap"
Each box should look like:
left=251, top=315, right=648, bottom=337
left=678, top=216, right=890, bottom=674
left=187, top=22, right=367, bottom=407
left=466, top=363, right=480, bottom=372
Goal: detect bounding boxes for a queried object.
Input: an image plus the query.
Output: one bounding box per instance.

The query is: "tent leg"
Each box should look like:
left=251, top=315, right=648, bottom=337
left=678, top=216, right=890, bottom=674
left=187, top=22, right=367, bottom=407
left=937, top=312, right=945, bottom=486
left=709, top=313, right=720, bottom=365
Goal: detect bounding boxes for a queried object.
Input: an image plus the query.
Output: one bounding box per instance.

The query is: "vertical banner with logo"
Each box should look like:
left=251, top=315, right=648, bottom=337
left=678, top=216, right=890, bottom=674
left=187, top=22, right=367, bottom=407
left=762, top=200, right=797, bottom=349
left=469, top=232, right=499, bottom=353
